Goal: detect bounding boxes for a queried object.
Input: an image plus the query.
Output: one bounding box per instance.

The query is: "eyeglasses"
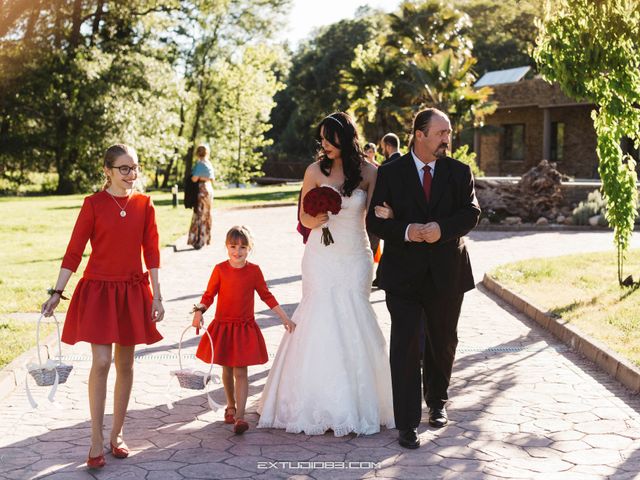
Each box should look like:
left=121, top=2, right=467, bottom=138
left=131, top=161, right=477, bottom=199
left=111, top=165, right=141, bottom=175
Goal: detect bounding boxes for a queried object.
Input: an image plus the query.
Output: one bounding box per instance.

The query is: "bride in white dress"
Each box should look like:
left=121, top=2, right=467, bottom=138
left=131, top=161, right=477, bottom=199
left=257, top=112, right=394, bottom=436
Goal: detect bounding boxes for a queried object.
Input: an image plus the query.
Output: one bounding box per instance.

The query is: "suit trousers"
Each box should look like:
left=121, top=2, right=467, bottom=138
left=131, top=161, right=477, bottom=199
left=386, top=275, right=463, bottom=430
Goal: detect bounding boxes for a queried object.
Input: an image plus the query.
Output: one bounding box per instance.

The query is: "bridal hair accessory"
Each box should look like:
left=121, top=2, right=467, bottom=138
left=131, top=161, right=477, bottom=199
left=303, top=186, right=342, bottom=246
left=324, top=114, right=344, bottom=128
left=25, top=313, right=73, bottom=408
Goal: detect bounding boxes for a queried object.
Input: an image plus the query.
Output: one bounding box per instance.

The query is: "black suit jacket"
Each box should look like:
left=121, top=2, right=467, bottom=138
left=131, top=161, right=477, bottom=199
left=366, top=153, right=480, bottom=297
left=382, top=152, right=401, bottom=164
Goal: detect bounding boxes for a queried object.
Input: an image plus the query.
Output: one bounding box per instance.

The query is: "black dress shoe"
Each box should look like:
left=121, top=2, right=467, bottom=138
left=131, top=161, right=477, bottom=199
left=398, top=428, right=420, bottom=449
left=428, top=406, right=448, bottom=428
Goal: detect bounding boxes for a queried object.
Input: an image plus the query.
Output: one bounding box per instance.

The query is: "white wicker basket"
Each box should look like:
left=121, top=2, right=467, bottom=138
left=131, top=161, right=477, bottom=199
left=171, top=325, right=215, bottom=390
left=27, top=313, right=73, bottom=387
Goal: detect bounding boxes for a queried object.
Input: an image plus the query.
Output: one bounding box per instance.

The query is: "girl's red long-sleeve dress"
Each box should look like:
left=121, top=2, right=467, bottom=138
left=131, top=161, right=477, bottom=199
left=195, top=261, right=278, bottom=367
left=60, top=191, right=163, bottom=346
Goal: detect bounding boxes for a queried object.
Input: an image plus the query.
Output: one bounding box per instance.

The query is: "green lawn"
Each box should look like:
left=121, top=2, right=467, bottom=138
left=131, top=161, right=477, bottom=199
left=0, top=184, right=300, bottom=368
left=490, top=249, right=640, bottom=367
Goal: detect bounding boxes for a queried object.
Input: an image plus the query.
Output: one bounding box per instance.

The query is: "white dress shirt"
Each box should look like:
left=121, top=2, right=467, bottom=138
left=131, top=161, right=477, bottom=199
left=404, top=150, right=437, bottom=242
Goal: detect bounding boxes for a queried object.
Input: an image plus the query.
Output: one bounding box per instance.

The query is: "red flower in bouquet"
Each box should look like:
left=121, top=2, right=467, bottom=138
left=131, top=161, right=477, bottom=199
left=303, top=186, right=342, bottom=245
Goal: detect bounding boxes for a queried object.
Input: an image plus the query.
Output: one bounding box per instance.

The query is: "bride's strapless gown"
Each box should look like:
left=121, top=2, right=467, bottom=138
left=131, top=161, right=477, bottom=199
left=257, top=186, right=395, bottom=436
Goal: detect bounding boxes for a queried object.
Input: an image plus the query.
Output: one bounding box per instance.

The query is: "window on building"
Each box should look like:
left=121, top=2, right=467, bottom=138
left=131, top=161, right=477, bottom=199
left=502, top=124, right=525, bottom=161
left=550, top=122, right=565, bottom=161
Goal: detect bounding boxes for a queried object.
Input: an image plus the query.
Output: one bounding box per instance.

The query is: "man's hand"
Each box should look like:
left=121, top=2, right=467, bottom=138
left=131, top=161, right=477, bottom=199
left=407, top=223, right=425, bottom=242
left=374, top=202, right=394, bottom=219
left=421, top=222, right=441, bottom=243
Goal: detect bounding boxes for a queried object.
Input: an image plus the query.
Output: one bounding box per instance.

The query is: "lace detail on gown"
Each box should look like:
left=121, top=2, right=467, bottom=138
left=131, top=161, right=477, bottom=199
left=257, top=186, right=395, bottom=436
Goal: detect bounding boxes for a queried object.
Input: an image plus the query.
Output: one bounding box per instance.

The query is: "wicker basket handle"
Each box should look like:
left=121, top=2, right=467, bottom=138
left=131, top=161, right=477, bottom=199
left=178, top=325, right=214, bottom=379
left=36, top=313, right=62, bottom=368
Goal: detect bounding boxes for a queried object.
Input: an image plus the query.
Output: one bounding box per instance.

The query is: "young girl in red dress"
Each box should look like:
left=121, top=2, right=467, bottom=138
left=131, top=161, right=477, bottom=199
left=191, top=225, right=295, bottom=434
left=41, top=144, right=164, bottom=469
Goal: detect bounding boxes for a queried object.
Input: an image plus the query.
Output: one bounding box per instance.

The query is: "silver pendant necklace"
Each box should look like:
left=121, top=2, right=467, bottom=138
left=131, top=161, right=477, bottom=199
left=106, top=189, right=132, bottom=217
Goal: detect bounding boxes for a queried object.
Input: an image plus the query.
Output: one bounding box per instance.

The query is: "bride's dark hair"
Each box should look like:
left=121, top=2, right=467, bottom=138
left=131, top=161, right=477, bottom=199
left=316, top=111, right=364, bottom=197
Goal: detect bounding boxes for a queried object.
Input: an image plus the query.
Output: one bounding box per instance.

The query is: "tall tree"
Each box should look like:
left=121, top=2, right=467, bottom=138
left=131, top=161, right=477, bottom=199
left=267, top=9, right=384, bottom=161
left=342, top=0, right=494, bottom=148
left=455, top=0, right=543, bottom=75
left=200, top=45, right=285, bottom=185
left=535, top=0, right=640, bottom=286
left=0, top=1, right=183, bottom=193
left=163, top=0, right=290, bottom=187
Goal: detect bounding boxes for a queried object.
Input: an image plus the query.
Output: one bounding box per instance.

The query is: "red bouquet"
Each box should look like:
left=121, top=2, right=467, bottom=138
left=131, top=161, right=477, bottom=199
left=303, top=186, right=342, bottom=245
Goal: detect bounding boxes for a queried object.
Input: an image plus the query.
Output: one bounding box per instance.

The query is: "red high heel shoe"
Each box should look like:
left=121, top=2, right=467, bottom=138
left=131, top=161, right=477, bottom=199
left=234, top=419, right=249, bottom=434
left=224, top=407, right=236, bottom=424
left=110, top=441, right=129, bottom=459
left=86, top=450, right=106, bottom=468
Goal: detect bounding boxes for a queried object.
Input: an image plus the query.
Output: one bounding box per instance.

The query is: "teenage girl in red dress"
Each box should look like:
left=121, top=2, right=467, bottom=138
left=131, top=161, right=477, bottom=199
left=41, top=144, right=165, bottom=469
left=191, top=225, right=295, bottom=434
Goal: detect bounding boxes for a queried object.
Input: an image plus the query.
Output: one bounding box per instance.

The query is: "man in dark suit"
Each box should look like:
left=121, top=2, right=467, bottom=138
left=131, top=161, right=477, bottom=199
left=380, top=132, right=402, bottom=164
left=366, top=108, right=480, bottom=449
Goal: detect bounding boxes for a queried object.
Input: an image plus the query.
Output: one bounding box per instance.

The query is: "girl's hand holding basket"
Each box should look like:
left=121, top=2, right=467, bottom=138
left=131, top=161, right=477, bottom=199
left=191, top=305, right=205, bottom=334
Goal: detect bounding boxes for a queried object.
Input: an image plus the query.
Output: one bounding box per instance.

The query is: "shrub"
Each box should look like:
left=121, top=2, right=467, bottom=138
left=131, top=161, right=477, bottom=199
left=572, top=189, right=607, bottom=226
left=452, top=145, right=484, bottom=177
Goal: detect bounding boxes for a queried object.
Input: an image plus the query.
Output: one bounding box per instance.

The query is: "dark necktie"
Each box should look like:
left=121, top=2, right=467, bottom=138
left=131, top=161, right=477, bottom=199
left=422, top=165, right=432, bottom=202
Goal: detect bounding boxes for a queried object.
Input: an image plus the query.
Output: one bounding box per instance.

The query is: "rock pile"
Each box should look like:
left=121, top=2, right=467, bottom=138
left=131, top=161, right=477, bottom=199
left=475, top=160, right=573, bottom=224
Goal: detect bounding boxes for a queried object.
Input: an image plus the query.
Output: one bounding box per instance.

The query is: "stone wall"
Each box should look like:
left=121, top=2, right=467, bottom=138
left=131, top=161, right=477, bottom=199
left=478, top=77, right=600, bottom=178
left=478, top=104, right=598, bottom=178
left=476, top=177, right=640, bottom=209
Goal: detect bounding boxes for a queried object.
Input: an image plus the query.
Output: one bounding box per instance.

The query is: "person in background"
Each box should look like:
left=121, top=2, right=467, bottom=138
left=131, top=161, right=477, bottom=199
left=187, top=144, right=215, bottom=250
left=381, top=133, right=401, bottom=164
left=372, top=132, right=402, bottom=284
left=363, top=143, right=382, bottom=283
left=363, top=142, right=379, bottom=166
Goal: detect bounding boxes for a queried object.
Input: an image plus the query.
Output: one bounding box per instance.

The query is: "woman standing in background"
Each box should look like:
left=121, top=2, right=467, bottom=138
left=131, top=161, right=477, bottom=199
left=188, top=144, right=215, bottom=249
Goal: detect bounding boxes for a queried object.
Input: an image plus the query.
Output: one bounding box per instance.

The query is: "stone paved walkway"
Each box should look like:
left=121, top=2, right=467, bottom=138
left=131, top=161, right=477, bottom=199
left=1, top=205, right=640, bottom=480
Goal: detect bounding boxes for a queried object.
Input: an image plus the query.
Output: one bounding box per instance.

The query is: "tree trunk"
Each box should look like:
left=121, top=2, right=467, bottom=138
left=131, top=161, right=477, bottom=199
left=68, top=0, right=83, bottom=55
left=53, top=0, right=64, bottom=49
left=24, top=0, right=41, bottom=42
left=55, top=146, right=76, bottom=194
left=89, top=0, right=105, bottom=46
left=162, top=102, right=185, bottom=188
left=183, top=89, right=207, bottom=182
left=0, top=0, right=35, bottom=37
left=236, top=114, right=242, bottom=187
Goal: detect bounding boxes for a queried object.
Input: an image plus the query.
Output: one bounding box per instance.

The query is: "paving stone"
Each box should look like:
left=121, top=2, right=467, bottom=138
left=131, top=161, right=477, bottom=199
left=135, top=460, right=186, bottom=471
left=550, top=440, right=591, bottom=453
left=563, top=447, right=624, bottom=465
left=170, top=448, right=230, bottom=464
left=261, top=444, right=316, bottom=461
left=583, top=433, right=634, bottom=450
left=547, top=430, right=585, bottom=442
left=574, top=420, right=630, bottom=435
left=375, top=465, right=449, bottom=479
left=568, top=463, right=619, bottom=476
left=2, top=210, right=640, bottom=479
left=178, top=462, right=251, bottom=478
left=147, top=472, right=184, bottom=480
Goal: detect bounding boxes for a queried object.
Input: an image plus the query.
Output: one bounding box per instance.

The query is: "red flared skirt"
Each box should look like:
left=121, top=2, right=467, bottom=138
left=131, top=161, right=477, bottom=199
left=196, top=318, right=267, bottom=367
left=61, top=272, right=163, bottom=346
